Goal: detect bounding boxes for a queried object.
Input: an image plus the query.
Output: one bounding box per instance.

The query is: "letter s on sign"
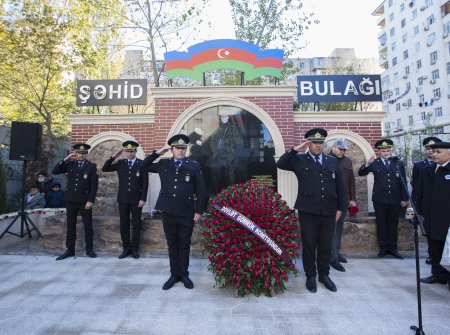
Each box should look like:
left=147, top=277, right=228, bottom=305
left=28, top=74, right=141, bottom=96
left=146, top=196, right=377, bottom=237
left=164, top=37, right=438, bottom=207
left=78, top=85, right=91, bottom=104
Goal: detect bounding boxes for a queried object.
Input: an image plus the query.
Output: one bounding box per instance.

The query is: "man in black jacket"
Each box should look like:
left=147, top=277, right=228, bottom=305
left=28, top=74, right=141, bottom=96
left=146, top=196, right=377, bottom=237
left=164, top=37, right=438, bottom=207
left=102, top=141, right=149, bottom=259
left=140, top=134, right=206, bottom=290
left=411, top=136, right=442, bottom=265
left=358, top=139, right=408, bottom=259
left=277, top=128, right=346, bottom=293
left=416, top=142, right=450, bottom=290
left=52, top=143, right=99, bottom=260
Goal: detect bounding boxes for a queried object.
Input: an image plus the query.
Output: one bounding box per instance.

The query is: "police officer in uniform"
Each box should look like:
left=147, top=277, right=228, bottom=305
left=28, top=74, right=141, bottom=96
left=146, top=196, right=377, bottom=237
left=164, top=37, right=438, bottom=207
left=52, top=143, right=99, bottom=260
left=358, top=139, right=408, bottom=259
left=411, top=136, right=442, bottom=265
left=140, top=134, right=206, bottom=290
left=277, top=128, right=346, bottom=293
left=416, top=141, right=450, bottom=290
left=102, top=141, right=148, bottom=259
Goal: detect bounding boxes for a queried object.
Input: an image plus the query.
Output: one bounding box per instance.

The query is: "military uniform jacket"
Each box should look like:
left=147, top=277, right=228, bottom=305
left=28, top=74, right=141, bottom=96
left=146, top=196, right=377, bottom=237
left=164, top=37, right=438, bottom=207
left=52, top=160, right=98, bottom=203
left=415, top=162, right=450, bottom=241
left=140, top=152, right=206, bottom=217
left=411, top=159, right=433, bottom=201
left=102, top=157, right=149, bottom=204
left=358, top=158, right=407, bottom=205
left=276, top=149, right=346, bottom=216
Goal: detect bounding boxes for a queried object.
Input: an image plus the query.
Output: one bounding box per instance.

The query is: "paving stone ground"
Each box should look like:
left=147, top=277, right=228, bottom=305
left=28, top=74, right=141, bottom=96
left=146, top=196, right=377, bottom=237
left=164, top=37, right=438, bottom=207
left=0, top=235, right=448, bottom=335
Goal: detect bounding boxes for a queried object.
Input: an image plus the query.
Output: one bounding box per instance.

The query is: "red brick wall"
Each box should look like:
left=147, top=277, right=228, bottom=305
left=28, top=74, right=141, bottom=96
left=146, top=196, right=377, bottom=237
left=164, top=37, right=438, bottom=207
left=71, top=96, right=381, bottom=154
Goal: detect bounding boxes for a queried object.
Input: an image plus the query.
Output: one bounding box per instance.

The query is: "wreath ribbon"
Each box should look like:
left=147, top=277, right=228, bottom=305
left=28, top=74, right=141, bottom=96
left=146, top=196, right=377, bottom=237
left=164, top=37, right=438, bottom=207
left=212, top=202, right=292, bottom=265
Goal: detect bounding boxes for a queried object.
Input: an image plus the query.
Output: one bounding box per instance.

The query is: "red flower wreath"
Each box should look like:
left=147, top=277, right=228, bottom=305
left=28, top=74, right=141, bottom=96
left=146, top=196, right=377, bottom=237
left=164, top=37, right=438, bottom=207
left=201, top=180, right=300, bottom=297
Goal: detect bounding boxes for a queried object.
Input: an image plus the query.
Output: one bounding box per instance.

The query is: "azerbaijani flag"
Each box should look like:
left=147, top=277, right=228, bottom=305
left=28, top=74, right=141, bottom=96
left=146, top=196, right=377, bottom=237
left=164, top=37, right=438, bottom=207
left=164, top=39, right=284, bottom=81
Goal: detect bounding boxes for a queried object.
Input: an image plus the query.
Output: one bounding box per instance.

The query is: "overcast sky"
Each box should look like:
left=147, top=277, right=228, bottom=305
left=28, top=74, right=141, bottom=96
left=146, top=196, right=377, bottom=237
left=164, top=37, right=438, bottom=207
left=203, top=0, right=382, bottom=58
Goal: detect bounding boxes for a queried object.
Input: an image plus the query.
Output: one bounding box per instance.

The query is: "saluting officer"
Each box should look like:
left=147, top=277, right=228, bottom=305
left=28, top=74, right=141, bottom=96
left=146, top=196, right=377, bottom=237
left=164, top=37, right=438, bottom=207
left=411, top=136, right=442, bottom=265
left=277, top=128, right=346, bottom=293
left=52, top=143, right=99, bottom=260
left=102, top=140, right=148, bottom=259
left=140, top=134, right=206, bottom=290
left=358, top=139, right=408, bottom=259
left=416, top=141, right=450, bottom=290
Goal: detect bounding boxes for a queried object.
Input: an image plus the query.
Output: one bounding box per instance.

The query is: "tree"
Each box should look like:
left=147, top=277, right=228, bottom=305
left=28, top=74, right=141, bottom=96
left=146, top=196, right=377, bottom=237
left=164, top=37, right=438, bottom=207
left=0, top=0, right=125, bottom=139
left=124, top=0, right=209, bottom=87
left=229, top=0, right=318, bottom=84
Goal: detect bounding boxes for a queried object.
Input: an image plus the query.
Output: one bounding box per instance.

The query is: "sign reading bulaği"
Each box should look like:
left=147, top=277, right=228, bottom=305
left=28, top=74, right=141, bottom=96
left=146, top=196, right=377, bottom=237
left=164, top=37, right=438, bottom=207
left=297, top=75, right=382, bottom=103
left=76, top=79, right=147, bottom=106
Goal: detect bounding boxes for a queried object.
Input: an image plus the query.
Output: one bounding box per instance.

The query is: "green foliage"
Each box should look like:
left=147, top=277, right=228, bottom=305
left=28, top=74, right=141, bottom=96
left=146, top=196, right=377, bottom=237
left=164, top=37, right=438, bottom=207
left=229, top=0, right=318, bottom=82
left=0, top=0, right=125, bottom=138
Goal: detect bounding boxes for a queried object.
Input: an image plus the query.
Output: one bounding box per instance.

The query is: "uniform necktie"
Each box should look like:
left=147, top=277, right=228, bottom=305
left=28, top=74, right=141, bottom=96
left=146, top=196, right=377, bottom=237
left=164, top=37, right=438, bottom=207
left=128, top=160, right=133, bottom=168
left=314, top=156, right=321, bottom=168
left=174, top=160, right=181, bottom=170
left=78, top=161, right=83, bottom=168
left=384, top=159, right=389, bottom=168
left=435, top=165, right=442, bottom=174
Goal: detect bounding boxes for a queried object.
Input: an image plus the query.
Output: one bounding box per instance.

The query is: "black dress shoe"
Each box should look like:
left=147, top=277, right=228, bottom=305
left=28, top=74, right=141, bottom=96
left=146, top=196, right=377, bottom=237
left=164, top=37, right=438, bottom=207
left=319, top=276, right=337, bottom=292
left=425, top=257, right=432, bottom=265
left=377, top=250, right=387, bottom=257
left=388, top=250, right=403, bottom=259
left=118, top=249, right=130, bottom=259
left=86, top=249, right=97, bottom=258
left=306, top=277, right=317, bottom=293
left=338, top=255, right=347, bottom=263
left=162, top=275, right=180, bottom=290
left=131, top=249, right=140, bottom=259
left=420, top=275, right=446, bottom=285
left=56, top=249, right=75, bottom=261
left=180, top=275, right=194, bottom=289
left=331, top=261, right=346, bottom=272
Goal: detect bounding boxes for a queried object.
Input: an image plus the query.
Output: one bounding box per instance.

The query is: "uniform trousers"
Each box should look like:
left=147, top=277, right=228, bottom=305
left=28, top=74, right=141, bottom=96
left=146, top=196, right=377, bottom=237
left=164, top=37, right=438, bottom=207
left=298, top=211, right=335, bottom=278
left=118, top=203, right=142, bottom=251
left=373, top=202, right=401, bottom=251
left=429, top=238, right=450, bottom=282
left=162, top=213, right=195, bottom=277
left=330, top=211, right=346, bottom=264
left=65, top=201, right=93, bottom=250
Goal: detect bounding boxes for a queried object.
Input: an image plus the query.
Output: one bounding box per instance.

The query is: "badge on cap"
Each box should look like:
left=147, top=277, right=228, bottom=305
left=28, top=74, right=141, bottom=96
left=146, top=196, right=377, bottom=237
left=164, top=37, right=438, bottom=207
left=315, top=132, right=321, bottom=139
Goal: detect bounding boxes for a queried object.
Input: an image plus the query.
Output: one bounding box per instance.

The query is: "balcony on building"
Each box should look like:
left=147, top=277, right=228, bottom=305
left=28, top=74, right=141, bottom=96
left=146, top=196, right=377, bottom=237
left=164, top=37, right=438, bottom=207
left=441, top=1, right=450, bottom=18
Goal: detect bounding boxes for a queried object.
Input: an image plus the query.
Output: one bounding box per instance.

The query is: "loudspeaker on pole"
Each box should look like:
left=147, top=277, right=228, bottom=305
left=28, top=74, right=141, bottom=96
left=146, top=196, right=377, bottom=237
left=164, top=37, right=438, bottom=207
left=9, top=121, right=42, bottom=161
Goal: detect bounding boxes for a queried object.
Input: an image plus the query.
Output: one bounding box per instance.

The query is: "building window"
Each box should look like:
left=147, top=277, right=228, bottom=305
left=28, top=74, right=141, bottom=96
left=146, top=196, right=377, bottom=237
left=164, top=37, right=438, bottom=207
left=385, top=122, right=391, bottom=131
left=407, top=98, right=412, bottom=107
left=415, top=42, right=420, bottom=53
left=428, top=32, right=436, bottom=45
left=433, top=88, right=441, bottom=98
left=401, top=18, right=406, bottom=28
left=417, top=59, right=422, bottom=69
left=447, top=62, right=450, bottom=74
left=389, top=0, right=393, bottom=8
left=391, top=42, right=396, bottom=51
left=419, top=94, right=425, bottom=103
left=430, top=51, right=438, bottom=63
left=395, top=87, right=400, bottom=96
left=394, top=72, right=399, bottom=80
left=396, top=103, right=401, bottom=111
left=403, top=50, right=409, bottom=59
left=396, top=119, right=402, bottom=128
left=435, top=127, right=444, bottom=134
left=392, top=57, right=397, bottom=66
left=406, top=82, right=411, bottom=91
left=390, top=27, right=396, bottom=37
left=418, top=77, right=424, bottom=85
left=402, top=34, right=407, bottom=43
left=412, top=9, right=417, bottom=20
left=408, top=115, right=414, bottom=125
left=401, top=3, right=405, bottom=11
left=389, top=13, right=394, bottom=21
left=435, top=107, right=442, bottom=117
left=425, top=0, right=433, bottom=7
left=299, top=62, right=305, bottom=69
left=421, top=111, right=426, bottom=120
left=427, top=14, right=435, bottom=26
left=432, top=69, right=440, bottom=79
left=414, top=25, right=419, bottom=35
left=405, top=66, right=410, bottom=75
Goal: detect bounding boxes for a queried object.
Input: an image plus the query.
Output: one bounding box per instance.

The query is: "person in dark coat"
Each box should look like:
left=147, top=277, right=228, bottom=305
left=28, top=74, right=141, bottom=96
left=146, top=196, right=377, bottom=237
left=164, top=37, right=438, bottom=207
left=102, top=140, right=149, bottom=259
left=276, top=128, right=346, bottom=293
left=411, top=136, right=442, bottom=265
left=35, top=171, right=53, bottom=197
left=358, top=139, right=408, bottom=259
left=24, top=183, right=46, bottom=210
left=328, top=138, right=356, bottom=272
left=140, top=134, right=206, bottom=290
left=416, top=141, right=450, bottom=290
left=52, top=143, right=99, bottom=260
left=45, top=182, right=65, bottom=208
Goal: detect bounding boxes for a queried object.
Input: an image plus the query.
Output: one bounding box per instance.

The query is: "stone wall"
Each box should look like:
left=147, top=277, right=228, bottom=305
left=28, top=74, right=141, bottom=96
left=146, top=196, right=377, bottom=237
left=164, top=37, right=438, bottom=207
left=41, top=215, right=414, bottom=255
